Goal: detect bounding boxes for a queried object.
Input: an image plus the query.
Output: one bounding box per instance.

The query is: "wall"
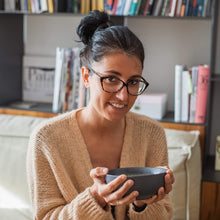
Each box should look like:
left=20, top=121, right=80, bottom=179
left=24, top=15, right=211, bottom=111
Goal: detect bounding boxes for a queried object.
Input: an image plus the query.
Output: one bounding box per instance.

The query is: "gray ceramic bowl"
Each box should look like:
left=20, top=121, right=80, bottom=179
left=105, top=167, right=167, bottom=200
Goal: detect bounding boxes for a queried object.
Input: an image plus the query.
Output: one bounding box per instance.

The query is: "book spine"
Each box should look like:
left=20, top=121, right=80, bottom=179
left=47, top=0, right=54, bottom=13
left=134, top=0, right=142, bottom=15
left=181, top=70, right=190, bottom=122
left=176, top=0, right=183, bottom=16
left=40, top=0, right=48, bottom=12
left=174, top=65, right=183, bottom=122
left=152, top=0, right=164, bottom=16
left=184, top=0, right=190, bottom=16
left=169, top=0, right=177, bottom=16
left=112, top=0, right=119, bottom=14
left=180, top=0, right=186, bottom=16
left=129, top=0, right=138, bottom=15
left=189, top=66, right=198, bottom=123
left=52, top=47, right=64, bottom=113
left=195, top=65, right=210, bottom=124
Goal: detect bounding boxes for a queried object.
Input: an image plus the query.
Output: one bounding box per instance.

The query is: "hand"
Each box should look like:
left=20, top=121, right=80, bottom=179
left=89, top=167, right=139, bottom=208
left=133, top=166, right=175, bottom=207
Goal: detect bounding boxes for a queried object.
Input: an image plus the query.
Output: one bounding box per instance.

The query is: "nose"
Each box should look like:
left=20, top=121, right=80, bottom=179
left=115, top=85, right=128, bottom=101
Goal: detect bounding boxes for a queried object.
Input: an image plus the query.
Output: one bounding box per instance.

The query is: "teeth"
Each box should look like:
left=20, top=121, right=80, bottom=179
left=111, top=103, right=125, bottom=108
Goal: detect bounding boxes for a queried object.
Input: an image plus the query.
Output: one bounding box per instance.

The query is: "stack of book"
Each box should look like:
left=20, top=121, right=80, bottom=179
left=0, top=0, right=213, bottom=18
left=52, top=47, right=89, bottom=113
left=174, top=64, right=210, bottom=124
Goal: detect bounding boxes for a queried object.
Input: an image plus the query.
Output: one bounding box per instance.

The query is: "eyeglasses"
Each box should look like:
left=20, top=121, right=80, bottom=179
left=89, top=68, right=149, bottom=96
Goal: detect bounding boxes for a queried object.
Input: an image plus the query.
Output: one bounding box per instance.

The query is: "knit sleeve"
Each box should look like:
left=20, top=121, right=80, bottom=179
left=127, top=117, right=173, bottom=219
left=128, top=195, right=173, bottom=220
left=26, top=130, right=114, bottom=220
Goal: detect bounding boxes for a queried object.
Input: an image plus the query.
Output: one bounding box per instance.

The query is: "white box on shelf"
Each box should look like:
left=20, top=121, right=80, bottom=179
left=131, top=93, right=168, bottom=120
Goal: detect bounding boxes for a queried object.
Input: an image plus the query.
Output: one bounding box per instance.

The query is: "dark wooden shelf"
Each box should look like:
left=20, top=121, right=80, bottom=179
left=211, top=74, right=220, bottom=82
left=203, top=155, right=220, bottom=183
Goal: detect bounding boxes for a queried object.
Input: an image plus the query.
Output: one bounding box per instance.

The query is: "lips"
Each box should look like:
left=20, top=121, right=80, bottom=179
left=110, top=102, right=126, bottom=109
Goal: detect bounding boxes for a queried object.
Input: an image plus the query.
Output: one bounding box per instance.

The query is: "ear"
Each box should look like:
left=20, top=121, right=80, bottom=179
left=81, top=66, right=90, bottom=88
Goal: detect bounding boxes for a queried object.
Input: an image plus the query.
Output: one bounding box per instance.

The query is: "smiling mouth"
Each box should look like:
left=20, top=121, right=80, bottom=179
left=110, top=103, right=126, bottom=109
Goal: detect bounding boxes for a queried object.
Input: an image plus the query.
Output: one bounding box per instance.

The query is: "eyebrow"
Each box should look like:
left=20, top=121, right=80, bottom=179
left=104, top=70, right=142, bottom=78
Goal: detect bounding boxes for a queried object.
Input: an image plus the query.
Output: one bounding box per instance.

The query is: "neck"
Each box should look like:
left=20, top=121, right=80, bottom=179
left=78, top=107, right=125, bottom=135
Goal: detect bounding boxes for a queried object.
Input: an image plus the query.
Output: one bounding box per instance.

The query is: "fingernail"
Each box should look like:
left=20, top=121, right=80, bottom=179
left=133, top=191, right=139, bottom=196
left=121, top=175, right=127, bottom=180
left=102, top=168, right=108, bottom=173
left=128, top=180, right=134, bottom=185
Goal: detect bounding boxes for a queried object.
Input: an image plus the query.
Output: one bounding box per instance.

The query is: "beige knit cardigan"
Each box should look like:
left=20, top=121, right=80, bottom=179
left=27, top=109, right=173, bottom=219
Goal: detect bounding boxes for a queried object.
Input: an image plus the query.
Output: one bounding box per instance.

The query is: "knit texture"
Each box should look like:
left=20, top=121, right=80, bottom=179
left=26, top=109, right=173, bottom=219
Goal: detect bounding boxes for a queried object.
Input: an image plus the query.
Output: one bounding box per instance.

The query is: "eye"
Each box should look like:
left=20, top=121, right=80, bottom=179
left=129, top=79, right=140, bottom=86
left=105, top=76, right=117, bottom=83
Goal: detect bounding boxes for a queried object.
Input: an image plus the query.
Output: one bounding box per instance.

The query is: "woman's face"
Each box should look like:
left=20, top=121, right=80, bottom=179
left=87, top=52, right=143, bottom=121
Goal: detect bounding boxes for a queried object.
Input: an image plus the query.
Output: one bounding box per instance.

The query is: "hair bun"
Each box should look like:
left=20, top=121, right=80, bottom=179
left=76, top=10, right=112, bottom=45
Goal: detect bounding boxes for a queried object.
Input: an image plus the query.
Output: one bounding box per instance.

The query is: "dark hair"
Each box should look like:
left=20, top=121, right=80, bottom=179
left=76, top=10, right=145, bottom=68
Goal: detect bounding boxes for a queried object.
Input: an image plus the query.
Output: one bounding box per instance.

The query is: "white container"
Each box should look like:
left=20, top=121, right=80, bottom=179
left=131, top=93, right=168, bottom=120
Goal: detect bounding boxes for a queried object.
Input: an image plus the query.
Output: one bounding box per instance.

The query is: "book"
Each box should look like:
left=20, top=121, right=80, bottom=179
left=129, top=0, right=138, bottom=15
left=215, top=135, right=220, bottom=171
left=97, top=0, right=104, bottom=11
left=189, top=66, right=198, bottom=123
left=47, top=0, right=54, bottom=13
left=195, top=65, right=210, bottom=124
left=144, top=0, right=155, bottom=15
left=135, top=0, right=143, bottom=15
left=180, top=0, right=186, bottom=16
left=115, top=0, right=126, bottom=15
left=138, top=0, right=147, bottom=15
left=91, top=0, right=97, bottom=10
left=4, top=0, right=15, bottom=11
left=174, top=65, right=183, bottom=122
left=181, top=70, right=190, bottom=122
left=23, top=55, right=55, bottom=104
left=175, top=0, right=183, bottom=16
left=104, top=0, right=113, bottom=14
left=15, top=0, right=21, bottom=10
left=184, top=0, right=191, bottom=17
left=40, top=0, right=48, bottom=12
left=123, top=0, right=132, bottom=15
left=169, top=0, right=177, bottom=16
left=53, top=47, right=65, bottom=112
left=161, top=0, right=171, bottom=16
left=112, top=0, right=119, bottom=14
left=152, top=0, right=164, bottom=16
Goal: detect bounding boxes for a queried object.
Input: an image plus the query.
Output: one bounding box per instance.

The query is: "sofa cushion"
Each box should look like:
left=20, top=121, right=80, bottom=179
left=165, top=129, right=201, bottom=220
left=0, top=114, right=47, bottom=219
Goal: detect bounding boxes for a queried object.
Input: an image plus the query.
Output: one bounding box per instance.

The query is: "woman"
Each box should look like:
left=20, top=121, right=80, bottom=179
left=27, top=10, right=174, bottom=219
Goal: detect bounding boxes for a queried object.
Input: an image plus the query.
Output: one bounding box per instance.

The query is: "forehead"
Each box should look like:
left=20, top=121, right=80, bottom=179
left=92, top=52, right=143, bottom=74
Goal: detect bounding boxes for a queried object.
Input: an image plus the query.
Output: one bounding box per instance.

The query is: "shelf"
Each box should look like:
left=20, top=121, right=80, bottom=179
left=0, top=10, right=211, bottom=20
left=0, top=103, right=58, bottom=118
left=159, top=111, right=206, bottom=126
left=203, top=155, right=220, bottom=183
left=211, top=74, right=220, bottom=82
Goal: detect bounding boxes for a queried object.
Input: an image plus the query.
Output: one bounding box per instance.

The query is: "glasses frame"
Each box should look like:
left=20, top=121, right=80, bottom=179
left=89, top=68, right=149, bottom=96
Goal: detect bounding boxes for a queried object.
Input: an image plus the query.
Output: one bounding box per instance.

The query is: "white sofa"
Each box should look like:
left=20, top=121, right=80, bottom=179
left=0, top=114, right=201, bottom=220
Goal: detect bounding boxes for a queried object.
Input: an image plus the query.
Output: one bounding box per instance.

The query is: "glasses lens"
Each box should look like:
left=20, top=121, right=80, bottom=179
left=127, top=79, right=147, bottom=95
left=102, top=77, right=123, bottom=93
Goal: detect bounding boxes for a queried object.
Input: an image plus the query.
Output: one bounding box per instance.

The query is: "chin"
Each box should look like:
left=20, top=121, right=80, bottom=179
left=105, top=110, right=129, bottom=121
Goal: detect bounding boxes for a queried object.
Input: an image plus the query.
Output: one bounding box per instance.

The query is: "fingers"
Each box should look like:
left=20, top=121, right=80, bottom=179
left=90, top=167, right=108, bottom=184
left=164, top=169, right=175, bottom=194
left=112, top=190, right=139, bottom=206
left=104, top=179, right=137, bottom=205
left=90, top=167, right=108, bottom=178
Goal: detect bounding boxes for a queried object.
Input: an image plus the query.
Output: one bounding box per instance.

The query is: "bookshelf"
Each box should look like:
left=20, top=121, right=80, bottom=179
left=0, top=0, right=219, bottom=218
